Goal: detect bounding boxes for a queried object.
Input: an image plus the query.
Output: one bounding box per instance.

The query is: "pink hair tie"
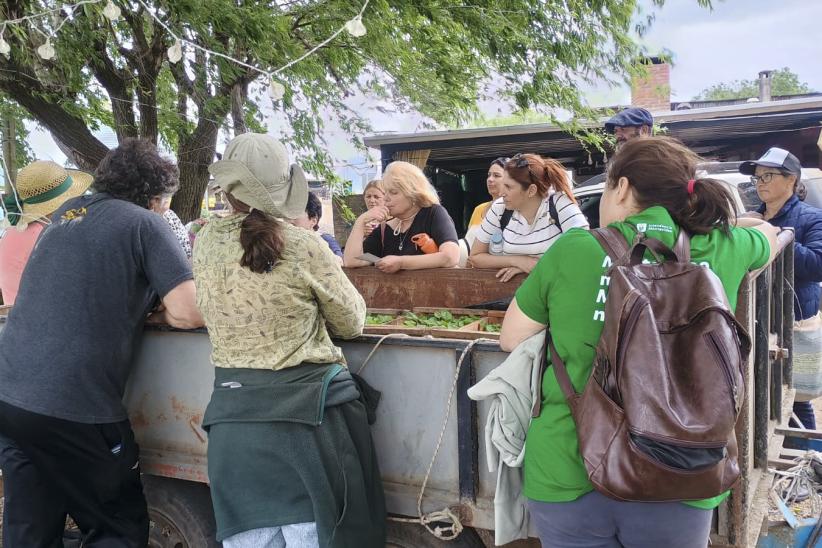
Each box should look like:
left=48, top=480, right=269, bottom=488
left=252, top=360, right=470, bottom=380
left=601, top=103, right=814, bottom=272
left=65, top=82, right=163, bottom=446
left=687, top=179, right=696, bottom=195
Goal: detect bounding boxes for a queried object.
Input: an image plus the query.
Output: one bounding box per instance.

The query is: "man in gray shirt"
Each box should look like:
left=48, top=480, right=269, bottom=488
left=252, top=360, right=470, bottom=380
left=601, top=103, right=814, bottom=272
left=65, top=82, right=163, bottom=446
left=0, top=139, right=203, bottom=547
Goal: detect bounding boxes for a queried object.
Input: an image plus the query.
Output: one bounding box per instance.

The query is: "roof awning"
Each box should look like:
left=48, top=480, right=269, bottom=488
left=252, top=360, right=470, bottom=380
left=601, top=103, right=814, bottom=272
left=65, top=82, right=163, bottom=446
left=365, top=97, right=822, bottom=173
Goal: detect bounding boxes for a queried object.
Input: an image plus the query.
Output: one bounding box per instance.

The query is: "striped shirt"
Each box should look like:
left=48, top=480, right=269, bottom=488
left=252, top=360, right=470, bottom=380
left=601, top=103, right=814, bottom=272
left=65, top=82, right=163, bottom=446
left=475, top=193, right=589, bottom=256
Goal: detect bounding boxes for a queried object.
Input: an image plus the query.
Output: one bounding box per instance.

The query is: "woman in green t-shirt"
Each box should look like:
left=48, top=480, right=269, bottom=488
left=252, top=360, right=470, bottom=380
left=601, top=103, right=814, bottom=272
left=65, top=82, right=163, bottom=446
left=499, top=137, right=779, bottom=547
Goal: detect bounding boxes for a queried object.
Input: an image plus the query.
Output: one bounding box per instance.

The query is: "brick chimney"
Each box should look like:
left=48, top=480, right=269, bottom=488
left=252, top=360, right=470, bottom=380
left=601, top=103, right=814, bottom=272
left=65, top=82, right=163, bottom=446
left=631, top=57, right=671, bottom=112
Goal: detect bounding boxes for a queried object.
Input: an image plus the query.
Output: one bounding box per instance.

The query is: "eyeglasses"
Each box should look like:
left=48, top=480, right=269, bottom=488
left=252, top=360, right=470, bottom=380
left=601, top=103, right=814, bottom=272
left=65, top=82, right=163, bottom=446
left=491, top=156, right=510, bottom=168
left=750, top=172, right=785, bottom=185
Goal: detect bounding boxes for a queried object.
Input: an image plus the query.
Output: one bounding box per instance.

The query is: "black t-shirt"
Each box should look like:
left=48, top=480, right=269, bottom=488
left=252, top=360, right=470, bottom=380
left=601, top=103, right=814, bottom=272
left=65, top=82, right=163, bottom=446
left=0, top=193, right=193, bottom=423
left=363, top=204, right=458, bottom=257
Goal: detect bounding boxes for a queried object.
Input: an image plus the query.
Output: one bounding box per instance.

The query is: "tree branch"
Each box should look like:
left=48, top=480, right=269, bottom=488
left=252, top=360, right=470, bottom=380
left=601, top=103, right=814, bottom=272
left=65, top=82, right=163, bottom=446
left=0, top=59, right=108, bottom=169
left=88, top=36, right=138, bottom=142
left=230, top=81, right=248, bottom=134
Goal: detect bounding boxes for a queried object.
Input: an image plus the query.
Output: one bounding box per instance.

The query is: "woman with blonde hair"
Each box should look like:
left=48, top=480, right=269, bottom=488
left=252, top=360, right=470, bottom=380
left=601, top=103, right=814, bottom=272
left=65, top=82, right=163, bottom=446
left=363, top=179, right=385, bottom=210
left=362, top=179, right=385, bottom=237
left=344, top=161, right=459, bottom=273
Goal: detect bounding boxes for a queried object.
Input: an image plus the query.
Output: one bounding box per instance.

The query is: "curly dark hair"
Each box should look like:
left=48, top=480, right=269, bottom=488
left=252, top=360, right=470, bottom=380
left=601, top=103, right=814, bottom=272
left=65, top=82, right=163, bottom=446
left=92, top=138, right=179, bottom=208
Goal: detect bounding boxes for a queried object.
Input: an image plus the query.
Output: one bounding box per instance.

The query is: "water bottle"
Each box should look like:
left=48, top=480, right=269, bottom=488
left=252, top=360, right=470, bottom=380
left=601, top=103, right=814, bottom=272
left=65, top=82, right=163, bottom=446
left=490, top=232, right=504, bottom=255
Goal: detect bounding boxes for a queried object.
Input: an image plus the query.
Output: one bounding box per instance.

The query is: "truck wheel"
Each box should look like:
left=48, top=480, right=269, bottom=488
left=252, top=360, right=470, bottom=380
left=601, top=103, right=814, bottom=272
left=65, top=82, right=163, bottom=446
left=386, top=521, right=486, bottom=548
left=142, top=475, right=220, bottom=548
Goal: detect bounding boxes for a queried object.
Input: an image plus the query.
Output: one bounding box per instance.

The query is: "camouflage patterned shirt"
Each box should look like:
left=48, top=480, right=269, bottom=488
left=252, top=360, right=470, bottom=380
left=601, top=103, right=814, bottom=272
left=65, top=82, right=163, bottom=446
left=193, top=214, right=365, bottom=370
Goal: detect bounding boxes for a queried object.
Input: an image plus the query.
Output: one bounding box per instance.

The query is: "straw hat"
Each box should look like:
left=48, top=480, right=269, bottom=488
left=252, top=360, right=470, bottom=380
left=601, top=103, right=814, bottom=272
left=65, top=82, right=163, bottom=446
left=208, top=133, right=308, bottom=219
left=8, top=161, right=93, bottom=225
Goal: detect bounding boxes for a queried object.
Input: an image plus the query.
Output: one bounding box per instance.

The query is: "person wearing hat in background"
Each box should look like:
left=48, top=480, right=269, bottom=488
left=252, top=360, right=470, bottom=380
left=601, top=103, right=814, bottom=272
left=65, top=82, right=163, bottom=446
left=194, top=133, right=385, bottom=548
left=604, top=107, right=654, bottom=148
left=0, top=160, right=93, bottom=304
left=0, top=139, right=203, bottom=546
left=575, top=107, right=655, bottom=189
left=739, top=147, right=822, bottom=442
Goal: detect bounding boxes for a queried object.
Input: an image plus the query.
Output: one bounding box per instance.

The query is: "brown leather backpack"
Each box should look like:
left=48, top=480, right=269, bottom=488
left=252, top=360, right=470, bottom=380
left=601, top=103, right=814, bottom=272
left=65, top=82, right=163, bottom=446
left=533, top=227, right=750, bottom=502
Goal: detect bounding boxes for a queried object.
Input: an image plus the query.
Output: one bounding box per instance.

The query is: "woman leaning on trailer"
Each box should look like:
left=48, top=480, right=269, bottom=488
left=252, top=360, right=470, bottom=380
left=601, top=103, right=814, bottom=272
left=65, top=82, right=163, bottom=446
left=193, top=133, right=385, bottom=548
left=469, top=153, right=589, bottom=282
left=343, top=160, right=460, bottom=273
left=500, top=137, right=779, bottom=547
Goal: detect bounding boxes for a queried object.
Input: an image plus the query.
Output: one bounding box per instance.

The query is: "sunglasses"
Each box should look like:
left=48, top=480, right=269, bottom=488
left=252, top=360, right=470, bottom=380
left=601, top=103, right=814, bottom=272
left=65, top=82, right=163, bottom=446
left=491, top=156, right=510, bottom=168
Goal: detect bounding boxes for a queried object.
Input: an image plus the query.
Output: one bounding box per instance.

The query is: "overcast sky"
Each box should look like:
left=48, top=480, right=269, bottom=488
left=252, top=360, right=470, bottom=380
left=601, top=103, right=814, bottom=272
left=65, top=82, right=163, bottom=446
left=24, top=0, right=822, bottom=178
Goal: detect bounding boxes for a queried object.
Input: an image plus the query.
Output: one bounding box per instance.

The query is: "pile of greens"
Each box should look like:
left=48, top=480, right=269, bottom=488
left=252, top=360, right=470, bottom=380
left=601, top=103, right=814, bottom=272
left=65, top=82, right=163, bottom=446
left=483, top=323, right=502, bottom=334
left=402, top=310, right=480, bottom=329
left=365, top=314, right=396, bottom=326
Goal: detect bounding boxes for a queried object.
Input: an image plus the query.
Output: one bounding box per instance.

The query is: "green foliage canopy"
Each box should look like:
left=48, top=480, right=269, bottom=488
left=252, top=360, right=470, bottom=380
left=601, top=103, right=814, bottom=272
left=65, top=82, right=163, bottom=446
left=0, top=0, right=707, bottom=221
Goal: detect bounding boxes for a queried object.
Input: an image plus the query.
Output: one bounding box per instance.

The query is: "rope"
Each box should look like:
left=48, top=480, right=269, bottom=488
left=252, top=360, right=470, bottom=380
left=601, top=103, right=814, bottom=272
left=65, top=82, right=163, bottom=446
left=355, top=332, right=411, bottom=375
left=409, top=338, right=493, bottom=540
left=359, top=333, right=495, bottom=539
left=771, top=450, right=822, bottom=514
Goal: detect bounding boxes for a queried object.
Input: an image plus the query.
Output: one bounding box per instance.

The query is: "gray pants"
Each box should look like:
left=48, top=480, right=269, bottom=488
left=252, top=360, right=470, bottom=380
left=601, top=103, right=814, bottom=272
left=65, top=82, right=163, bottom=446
left=222, top=523, right=319, bottom=548
left=528, top=491, right=712, bottom=548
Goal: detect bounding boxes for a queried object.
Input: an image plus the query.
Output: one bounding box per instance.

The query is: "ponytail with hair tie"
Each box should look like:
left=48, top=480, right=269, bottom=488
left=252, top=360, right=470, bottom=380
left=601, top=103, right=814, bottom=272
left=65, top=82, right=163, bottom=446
left=606, top=137, right=734, bottom=236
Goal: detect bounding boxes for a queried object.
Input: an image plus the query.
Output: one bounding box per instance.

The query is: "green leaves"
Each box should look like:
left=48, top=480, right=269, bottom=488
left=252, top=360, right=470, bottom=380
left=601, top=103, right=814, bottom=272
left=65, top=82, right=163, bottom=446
left=0, top=0, right=710, bottom=218
left=365, top=313, right=395, bottom=325
left=402, top=310, right=480, bottom=329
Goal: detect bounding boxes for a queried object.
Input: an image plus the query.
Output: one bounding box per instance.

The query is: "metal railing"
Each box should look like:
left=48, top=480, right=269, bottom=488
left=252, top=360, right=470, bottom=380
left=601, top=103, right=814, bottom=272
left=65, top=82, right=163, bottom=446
left=718, top=228, right=795, bottom=547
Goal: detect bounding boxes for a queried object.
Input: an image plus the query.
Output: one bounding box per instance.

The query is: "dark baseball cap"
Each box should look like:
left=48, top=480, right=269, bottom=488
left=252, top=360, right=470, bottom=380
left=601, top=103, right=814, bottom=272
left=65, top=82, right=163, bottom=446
left=739, top=147, right=801, bottom=176
left=604, top=107, right=654, bottom=133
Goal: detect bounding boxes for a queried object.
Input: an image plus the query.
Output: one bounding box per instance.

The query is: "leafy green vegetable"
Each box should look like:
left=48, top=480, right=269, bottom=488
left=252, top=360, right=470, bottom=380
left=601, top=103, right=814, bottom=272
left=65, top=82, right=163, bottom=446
left=402, top=311, right=480, bottom=329
left=365, top=314, right=396, bottom=325
left=483, top=323, right=502, bottom=333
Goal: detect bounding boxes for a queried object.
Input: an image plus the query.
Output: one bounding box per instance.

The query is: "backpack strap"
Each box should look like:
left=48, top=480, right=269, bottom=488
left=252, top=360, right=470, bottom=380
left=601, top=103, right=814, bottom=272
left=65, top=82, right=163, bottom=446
left=499, top=208, right=514, bottom=232
left=628, top=231, right=691, bottom=265
left=673, top=229, right=691, bottom=262
left=591, top=227, right=630, bottom=264
left=531, top=226, right=629, bottom=418
left=549, top=194, right=562, bottom=233
left=531, top=327, right=579, bottom=418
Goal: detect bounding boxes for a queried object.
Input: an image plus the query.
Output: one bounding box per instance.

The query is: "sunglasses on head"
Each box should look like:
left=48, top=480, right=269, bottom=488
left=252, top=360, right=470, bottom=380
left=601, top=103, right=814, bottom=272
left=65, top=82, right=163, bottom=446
left=510, top=153, right=539, bottom=183
left=491, top=156, right=510, bottom=168
left=511, top=153, right=530, bottom=169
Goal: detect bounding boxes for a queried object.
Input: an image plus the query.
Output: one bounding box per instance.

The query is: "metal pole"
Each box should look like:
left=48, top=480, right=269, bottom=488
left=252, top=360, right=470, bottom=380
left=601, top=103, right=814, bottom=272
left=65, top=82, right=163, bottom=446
left=782, top=234, right=795, bottom=387
left=456, top=346, right=478, bottom=502
left=772, top=256, right=784, bottom=421
left=754, top=271, right=771, bottom=469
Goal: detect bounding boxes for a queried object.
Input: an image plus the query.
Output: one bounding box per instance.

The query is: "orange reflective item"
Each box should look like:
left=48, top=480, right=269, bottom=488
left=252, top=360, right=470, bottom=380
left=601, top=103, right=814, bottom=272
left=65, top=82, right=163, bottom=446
left=411, top=233, right=438, bottom=254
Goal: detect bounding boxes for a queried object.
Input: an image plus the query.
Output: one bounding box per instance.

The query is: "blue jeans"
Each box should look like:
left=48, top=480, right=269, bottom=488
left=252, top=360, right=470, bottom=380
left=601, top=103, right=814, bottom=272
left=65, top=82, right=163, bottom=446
left=528, top=491, right=712, bottom=548
left=786, top=401, right=822, bottom=451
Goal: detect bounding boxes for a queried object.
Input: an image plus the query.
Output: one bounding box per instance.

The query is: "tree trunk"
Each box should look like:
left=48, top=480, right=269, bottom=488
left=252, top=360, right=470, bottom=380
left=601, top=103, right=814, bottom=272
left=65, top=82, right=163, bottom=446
left=172, top=123, right=220, bottom=224
left=230, top=82, right=247, bottom=135
left=2, top=116, right=16, bottom=193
